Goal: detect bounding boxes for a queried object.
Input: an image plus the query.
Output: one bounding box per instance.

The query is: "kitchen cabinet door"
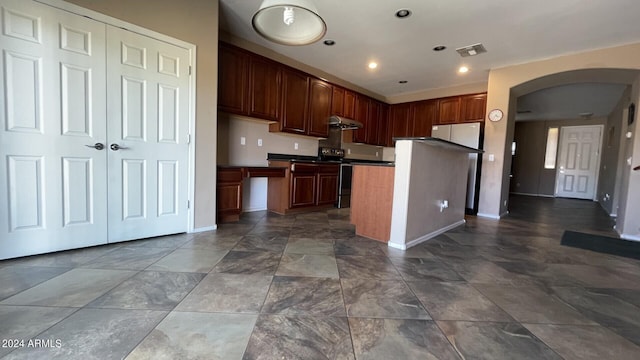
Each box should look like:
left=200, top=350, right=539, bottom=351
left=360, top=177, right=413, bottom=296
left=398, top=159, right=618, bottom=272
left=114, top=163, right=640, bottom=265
left=390, top=103, right=412, bottom=141
left=217, top=168, right=243, bottom=223
left=411, top=99, right=437, bottom=137
left=307, top=78, right=332, bottom=137
left=353, top=95, right=370, bottom=143
left=437, top=97, right=461, bottom=124
left=278, top=67, right=309, bottom=134
left=289, top=164, right=318, bottom=208
left=460, top=93, right=487, bottom=123
left=366, top=100, right=382, bottom=145
left=218, top=43, right=248, bottom=115
left=343, top=90, right=357, bottom=119
left=378, top=103, right=390, bottom=146
left=331, top=86, right=345, bottom=116
left=248, top=56, right=281, bottom=121
left=316, top=164, right=339, bottom=205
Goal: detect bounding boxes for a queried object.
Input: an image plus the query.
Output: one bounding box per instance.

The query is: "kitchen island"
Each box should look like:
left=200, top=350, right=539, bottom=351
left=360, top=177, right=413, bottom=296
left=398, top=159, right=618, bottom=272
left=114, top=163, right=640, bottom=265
left=350, top=138, right=482, bottom=250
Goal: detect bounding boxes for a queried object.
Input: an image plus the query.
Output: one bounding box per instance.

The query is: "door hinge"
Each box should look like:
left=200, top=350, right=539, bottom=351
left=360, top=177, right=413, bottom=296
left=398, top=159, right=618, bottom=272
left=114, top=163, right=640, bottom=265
left=189, top=66, right=192, bottom=75
left=187, top=200, right=190, bottom=209
left=187, top=134, right=191, bottom=144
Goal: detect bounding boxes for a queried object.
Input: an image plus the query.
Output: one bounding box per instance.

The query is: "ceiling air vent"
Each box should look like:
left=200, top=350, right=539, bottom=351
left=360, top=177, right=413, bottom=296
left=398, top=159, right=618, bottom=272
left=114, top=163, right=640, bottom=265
left=456, top=43, right=487, bottom=57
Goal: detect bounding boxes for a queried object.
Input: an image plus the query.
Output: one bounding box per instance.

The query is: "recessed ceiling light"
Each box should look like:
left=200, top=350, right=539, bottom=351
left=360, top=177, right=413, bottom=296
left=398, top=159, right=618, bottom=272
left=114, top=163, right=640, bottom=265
left=458, top=66, right=469, bottom=73
left=395, top=9, right=412, bottom=18
left=368, top=62, right=378, bottom=69
left=323, top=39, right=335, bottom=46
left=399, top=80, right=408, bottom=84
left=433, top=45, right=446, bottom=52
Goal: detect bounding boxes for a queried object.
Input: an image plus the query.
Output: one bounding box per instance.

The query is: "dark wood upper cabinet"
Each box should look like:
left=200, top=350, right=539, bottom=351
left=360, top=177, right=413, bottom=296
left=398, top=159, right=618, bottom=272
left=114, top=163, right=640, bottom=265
left=307, top=78, right=332, bottom=138
left=343, top=90, right=356, bottom=119
left=353, top=94, right=370, bottom=143
left=276, top=67, right=309, bottom=134
left=390, top=103, right=412, bottom=141
left=378, top=103, right=389, bottom=146
left=248, top=56, right=281, bottom=121
left=331, top=86, right=356, bottom=119
left=366, top=100, right=381, bottom=145
left=460, top=93, right=487, bottom=123
left=331, top=86, right=345, bottom=116
left=437, top=97, right=462, bottom=124
left=218, top=44, right=248, bottom=115
left=411, top=100, right=438, bottom=137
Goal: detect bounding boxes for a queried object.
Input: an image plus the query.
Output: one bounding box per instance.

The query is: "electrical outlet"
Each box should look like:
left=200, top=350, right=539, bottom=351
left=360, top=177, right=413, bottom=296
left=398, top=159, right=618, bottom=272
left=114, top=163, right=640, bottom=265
left=240, top=136, right=246, bottom=145
left=375, top=151, right=379, bottom=157
left=347, top=149, right=351, bottom=154
left=294, top=142, right=299, bottom=150
left=488, top=154, right=495, bottom=162
left=257, top=138, right=263, bottom=147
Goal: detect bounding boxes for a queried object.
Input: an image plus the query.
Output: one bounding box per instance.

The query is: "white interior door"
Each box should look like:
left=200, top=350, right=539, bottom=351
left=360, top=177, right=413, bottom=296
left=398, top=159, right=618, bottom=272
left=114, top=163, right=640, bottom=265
left=105, top=25, right=190, bottom=243
left=0, top=0, right=108, bottom=259
left=555, top=125, right=603, bottom=200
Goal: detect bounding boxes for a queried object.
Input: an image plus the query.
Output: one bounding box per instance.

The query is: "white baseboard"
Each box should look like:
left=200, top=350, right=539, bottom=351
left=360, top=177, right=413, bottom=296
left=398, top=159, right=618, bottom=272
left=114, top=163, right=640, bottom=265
left=243, top=207, right=267, bottom=212
left=621, top=234, right=640, bottom=242
left=388, top=220, right=466, bottom=250
left=477, top=212, right=501, bottom=220
left=191, top=225, right=217, bottom=233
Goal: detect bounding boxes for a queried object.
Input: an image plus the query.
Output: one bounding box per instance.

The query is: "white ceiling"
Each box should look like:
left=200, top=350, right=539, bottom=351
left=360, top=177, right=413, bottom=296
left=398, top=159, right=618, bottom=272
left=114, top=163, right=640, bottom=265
left=219, top=0, right=640, bottom=99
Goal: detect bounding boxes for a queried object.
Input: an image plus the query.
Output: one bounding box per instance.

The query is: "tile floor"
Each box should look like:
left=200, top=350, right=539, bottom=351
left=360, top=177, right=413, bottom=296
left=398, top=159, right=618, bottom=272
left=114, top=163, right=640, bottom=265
left=1, top=195, right=640, bottom=359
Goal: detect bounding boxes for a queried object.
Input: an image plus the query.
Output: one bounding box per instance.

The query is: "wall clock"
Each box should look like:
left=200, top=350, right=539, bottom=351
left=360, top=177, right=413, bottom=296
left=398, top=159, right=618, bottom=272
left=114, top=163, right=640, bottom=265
left=488, top=109, right=503, bottom=122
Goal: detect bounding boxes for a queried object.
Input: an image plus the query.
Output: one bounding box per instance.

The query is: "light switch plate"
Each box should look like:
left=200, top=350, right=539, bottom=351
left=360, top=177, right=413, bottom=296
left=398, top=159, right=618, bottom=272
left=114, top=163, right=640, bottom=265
left=240, top=137, right=246, bottom=145
left=257, top=139, right=263, bottom=147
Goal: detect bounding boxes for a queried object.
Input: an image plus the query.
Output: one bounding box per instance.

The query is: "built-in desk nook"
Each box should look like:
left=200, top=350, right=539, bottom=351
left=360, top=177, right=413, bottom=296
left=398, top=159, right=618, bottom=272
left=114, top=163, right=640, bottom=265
left=217, top=166, right=286, bottom=223
left=350, top=137, right=482, bottom=250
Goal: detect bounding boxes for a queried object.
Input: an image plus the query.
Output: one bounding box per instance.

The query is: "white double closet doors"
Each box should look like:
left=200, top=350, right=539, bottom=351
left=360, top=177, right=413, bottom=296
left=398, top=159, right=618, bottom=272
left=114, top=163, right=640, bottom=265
left=0, top=0, right=191, bottom=259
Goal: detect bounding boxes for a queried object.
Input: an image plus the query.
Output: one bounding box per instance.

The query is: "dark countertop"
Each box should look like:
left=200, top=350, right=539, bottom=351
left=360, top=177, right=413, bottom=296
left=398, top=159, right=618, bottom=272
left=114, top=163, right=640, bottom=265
left=267, top=153, right=393, bottom=165
left=350, top=162, right=395, bottom=167
left=393, top=137, right=483, bottom=153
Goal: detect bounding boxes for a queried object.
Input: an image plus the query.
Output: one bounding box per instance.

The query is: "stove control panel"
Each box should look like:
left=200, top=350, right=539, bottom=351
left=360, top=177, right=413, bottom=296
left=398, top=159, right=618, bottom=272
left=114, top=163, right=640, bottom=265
left=319, top=147, right=345, bottom=158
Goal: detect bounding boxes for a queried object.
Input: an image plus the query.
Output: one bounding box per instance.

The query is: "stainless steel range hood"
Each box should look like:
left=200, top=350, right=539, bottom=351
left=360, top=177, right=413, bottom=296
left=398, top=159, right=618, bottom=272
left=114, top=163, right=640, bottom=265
left=328, top=115, right=363, bottom=130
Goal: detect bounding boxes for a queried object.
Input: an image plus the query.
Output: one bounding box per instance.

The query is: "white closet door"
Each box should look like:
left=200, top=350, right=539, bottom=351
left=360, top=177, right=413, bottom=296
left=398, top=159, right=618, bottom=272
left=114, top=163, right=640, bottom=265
left=0, top=0, right=108, bottom=259
left=105, top=25, right=190, bottom=242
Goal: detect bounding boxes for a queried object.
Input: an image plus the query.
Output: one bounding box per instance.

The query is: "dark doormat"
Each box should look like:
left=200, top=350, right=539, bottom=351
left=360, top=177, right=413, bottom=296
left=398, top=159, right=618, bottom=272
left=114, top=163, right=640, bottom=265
left=561, top=230, right=640, bottom=260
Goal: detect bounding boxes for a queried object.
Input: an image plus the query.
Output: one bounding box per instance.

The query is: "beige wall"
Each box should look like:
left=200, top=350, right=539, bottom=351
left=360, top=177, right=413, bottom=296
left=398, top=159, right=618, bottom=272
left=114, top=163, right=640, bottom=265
left=390, top=140, right=467, bottom=249
left=599, top=87, right=632, bottom=216
left=62, top=0, right=219, bottom=230
left=218, top=114, right=319, bottom=166
left=617, top=75, right=640, bottom=239
left=511, top=118, right=607, bottom=197
left=480, top=42, right=640, bottom=228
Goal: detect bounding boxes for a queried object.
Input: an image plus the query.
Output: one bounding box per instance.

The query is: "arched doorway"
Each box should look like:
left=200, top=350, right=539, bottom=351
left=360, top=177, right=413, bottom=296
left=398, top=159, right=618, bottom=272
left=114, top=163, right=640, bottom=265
left=477, top=42, right=640, bottom=240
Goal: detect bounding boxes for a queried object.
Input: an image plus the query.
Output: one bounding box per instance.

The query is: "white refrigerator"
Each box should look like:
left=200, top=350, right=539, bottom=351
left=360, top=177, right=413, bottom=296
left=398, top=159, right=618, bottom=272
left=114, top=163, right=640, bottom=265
left=432, top=123, right=482, bottom=214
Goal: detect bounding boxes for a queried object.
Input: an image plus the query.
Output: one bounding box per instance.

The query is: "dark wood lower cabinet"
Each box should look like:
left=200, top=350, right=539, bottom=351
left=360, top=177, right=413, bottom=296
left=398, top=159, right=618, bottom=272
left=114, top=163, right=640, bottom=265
left=291, top=173, right=317, bottom=208
left=268, top=161, right=339, bottom=214
left=216, top=168, right=243, bottom=223
left=317, top=171, right=339, bottom=205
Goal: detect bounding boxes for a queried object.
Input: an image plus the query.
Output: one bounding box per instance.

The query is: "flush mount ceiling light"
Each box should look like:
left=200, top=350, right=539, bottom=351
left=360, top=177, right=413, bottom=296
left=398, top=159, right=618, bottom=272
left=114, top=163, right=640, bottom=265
left=368, top=62, right=378, bottom=69
left=252, top=0, right=327, bottom=46
left=458, top=66, right=469, bottom=73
